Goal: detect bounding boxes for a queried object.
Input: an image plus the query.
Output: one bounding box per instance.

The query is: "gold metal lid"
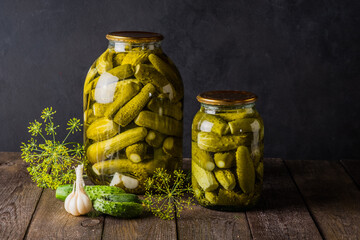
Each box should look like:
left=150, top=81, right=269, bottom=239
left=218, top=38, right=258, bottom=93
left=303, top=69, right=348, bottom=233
left=196, top=90, right=258, bottom=105
left=106, top=31, right=164, bottom=42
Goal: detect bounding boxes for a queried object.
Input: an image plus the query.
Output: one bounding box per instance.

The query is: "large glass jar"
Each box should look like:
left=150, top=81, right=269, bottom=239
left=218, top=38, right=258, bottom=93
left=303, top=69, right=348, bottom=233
left=192, top=91, right=264, bottom=210
left=83, top=32, right=183, bottom=194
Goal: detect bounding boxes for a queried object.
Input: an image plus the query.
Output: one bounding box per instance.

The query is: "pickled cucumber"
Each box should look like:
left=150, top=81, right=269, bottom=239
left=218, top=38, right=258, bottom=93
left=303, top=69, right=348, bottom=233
left=251, top=145, right=263, bottom=169
left=92, top=158, right=166, bottom=176
left=104, top=81, right=141, bottom=118
left=107, top=64, right=134, bottom=80
left=217, top=189, right=251, bottom=206
left=204, top=191, right=218, bottom=204
left=126, top=142, right=148, bottom=163
left=197, top=132, right=250, bottom=152
left=135, top=64, right=169, bottom=88
left=113, top=52, right=126, bottom=66
left=148, top=54, right=183, bottom=102
left=134, top=111, right=182, bottom=137
left=147, top=97, right=183, bottom=120
left=192, top=161, right=218, bottom=192
left=145, top=130, right=166, bottom=148
left=217, top=108, right=257, bottom=122
left=228, top=118, right=260, bottom=135
left=214, top=152, right=235, bottom=168
left=86, top=118, right=119, bottom=141
left=92, top=103, right=110, bottom=117
left=198, top=114, right=229, bottom=136
left=84, top=109, right=96, bottom=126
left=191, top=142, right=215, bottom=171
left=114, top=83, right=156, bottom=126
left=122, top=51, right=149, bottom=66
left=162, top=137, right=182, bottom=157
left=86, top=127, right=148, bottom=164
left=236, top=146, right=255, bottom=194
left=214, top=169, right=236, bottom=190
left=96, top=49, right=114, bottom=74
left=84, top=67, right=98, bottom=87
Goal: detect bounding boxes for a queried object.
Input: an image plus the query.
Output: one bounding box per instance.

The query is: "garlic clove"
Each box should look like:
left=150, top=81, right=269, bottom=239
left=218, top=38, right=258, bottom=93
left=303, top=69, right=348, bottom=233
left=77, top=193, right=92, bottom=215
left=110, top=172, right=122, bottom=186
left=68, top=195, right=80, bottom=216
left=121, top=175, right=139, bottom=189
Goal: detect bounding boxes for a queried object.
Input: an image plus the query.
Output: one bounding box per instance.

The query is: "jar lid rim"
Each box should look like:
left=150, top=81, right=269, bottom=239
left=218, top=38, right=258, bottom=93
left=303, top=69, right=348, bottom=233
left=106, top=31, right=164, bottom=42
left=197, top=90, right=258, bottom=105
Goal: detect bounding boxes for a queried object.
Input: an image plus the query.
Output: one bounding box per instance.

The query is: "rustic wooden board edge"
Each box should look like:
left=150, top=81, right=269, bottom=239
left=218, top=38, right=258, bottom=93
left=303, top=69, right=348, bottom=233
left=0, top=152, right=44, bottom=240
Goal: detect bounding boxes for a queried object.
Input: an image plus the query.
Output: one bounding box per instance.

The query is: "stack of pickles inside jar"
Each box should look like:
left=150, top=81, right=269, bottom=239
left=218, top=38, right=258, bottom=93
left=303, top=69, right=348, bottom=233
left=192, top=91, right=264, bottom=210
left=83, top=32, right=183, bottom=194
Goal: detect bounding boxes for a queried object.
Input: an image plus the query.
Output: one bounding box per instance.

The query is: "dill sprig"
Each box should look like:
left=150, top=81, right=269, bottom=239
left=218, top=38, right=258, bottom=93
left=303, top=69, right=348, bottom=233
left=143, top=168, right=194, bottom=220
left=20, top=107, right=84, bottom=189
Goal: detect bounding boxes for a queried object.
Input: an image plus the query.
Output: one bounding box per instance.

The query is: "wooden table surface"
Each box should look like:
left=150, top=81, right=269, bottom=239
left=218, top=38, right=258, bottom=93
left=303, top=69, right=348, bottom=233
left=0, top=152, right=359, bottom=240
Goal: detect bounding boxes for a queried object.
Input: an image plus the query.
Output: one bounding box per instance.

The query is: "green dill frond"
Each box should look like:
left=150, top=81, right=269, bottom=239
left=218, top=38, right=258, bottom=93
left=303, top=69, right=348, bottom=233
left=20, top=107, right=84, bottom=189
left=144, top=168, right=195, bottom=220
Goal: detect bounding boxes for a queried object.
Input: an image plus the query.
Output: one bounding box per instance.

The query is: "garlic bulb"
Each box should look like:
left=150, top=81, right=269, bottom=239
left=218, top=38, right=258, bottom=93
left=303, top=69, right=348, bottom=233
left=64, top=164, right=92, bottom=216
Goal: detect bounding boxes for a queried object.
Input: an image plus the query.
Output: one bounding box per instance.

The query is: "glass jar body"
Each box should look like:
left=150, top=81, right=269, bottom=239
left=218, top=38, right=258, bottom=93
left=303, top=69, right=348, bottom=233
left=83, top=39, right=184, bottom=194
left=192, top=103, right=264, bottom=210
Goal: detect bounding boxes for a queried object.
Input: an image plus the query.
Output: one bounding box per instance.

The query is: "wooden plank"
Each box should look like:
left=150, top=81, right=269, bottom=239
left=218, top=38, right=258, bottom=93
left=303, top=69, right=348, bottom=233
left=102, top=212, right=177, bottom=240
left=285, top=160, right=360, bottom=240
left=26, top=188, right=104, bottom=239
left=0, top=152, right=43, bottom=240
left=340, top=159, right=360, bottom=188
left=177, top=203, right=251, bottom=240
left=177, top=159, right=251, bottom=240
left=246, top=158, right=322, bottom=240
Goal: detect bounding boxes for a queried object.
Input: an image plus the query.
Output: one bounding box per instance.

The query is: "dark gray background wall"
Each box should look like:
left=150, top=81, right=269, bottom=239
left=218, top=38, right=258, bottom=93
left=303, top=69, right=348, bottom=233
left=1, top=0, right=359, bottom=159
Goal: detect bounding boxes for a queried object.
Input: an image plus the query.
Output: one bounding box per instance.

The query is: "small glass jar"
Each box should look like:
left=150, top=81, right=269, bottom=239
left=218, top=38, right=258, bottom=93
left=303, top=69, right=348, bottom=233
left=83, top=31, right=184, bottom=194
left=192, top=91, right=264, bottom=210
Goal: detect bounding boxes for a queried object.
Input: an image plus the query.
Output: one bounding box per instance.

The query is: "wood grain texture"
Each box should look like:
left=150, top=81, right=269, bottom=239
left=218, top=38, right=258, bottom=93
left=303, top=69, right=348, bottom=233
left=25, top=188, right=103, bottom=240
left=340, top=159, right=360, bottom=188
left=0, top=152, right=43, bottom=240
left=102, top=212, right=177, bottom=240
left=177, top=203, right=251, bottom=240
left=285, top=160, right=360, bottom=240
left=246, top=158, right=322, bottom=240
left=177, top=158, right=251, bottom=240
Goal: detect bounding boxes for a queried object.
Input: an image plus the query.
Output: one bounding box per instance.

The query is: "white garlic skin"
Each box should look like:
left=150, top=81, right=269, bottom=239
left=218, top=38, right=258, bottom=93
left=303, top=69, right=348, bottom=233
left=64, top=164, right=92, bottom=216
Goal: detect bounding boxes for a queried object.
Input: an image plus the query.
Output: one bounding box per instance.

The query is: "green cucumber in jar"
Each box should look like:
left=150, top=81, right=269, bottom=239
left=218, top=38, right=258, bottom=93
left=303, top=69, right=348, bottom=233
left=126, top=142, right=148, bottom=163
left=147, top=97, right=183, bottom=120
left=214, top=152, right=235, bottom=168
left=192, top=142, right=215, bottom=171
left=197, top=132, right=250, bottom=152
left=114, top=83, right=156, bottom=127
left=134, top=110, right=182, bottom=137
left=86, top=127, right=148, bottom=164
left=145, top=130, right=166, bottom=148
left=235, top=146, right=255, bottom=194
left=228, top=118, right=261, bottom=135
left=104, top=81, right=142, bottom=118
left=197, top=114, right=230, bottom=136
